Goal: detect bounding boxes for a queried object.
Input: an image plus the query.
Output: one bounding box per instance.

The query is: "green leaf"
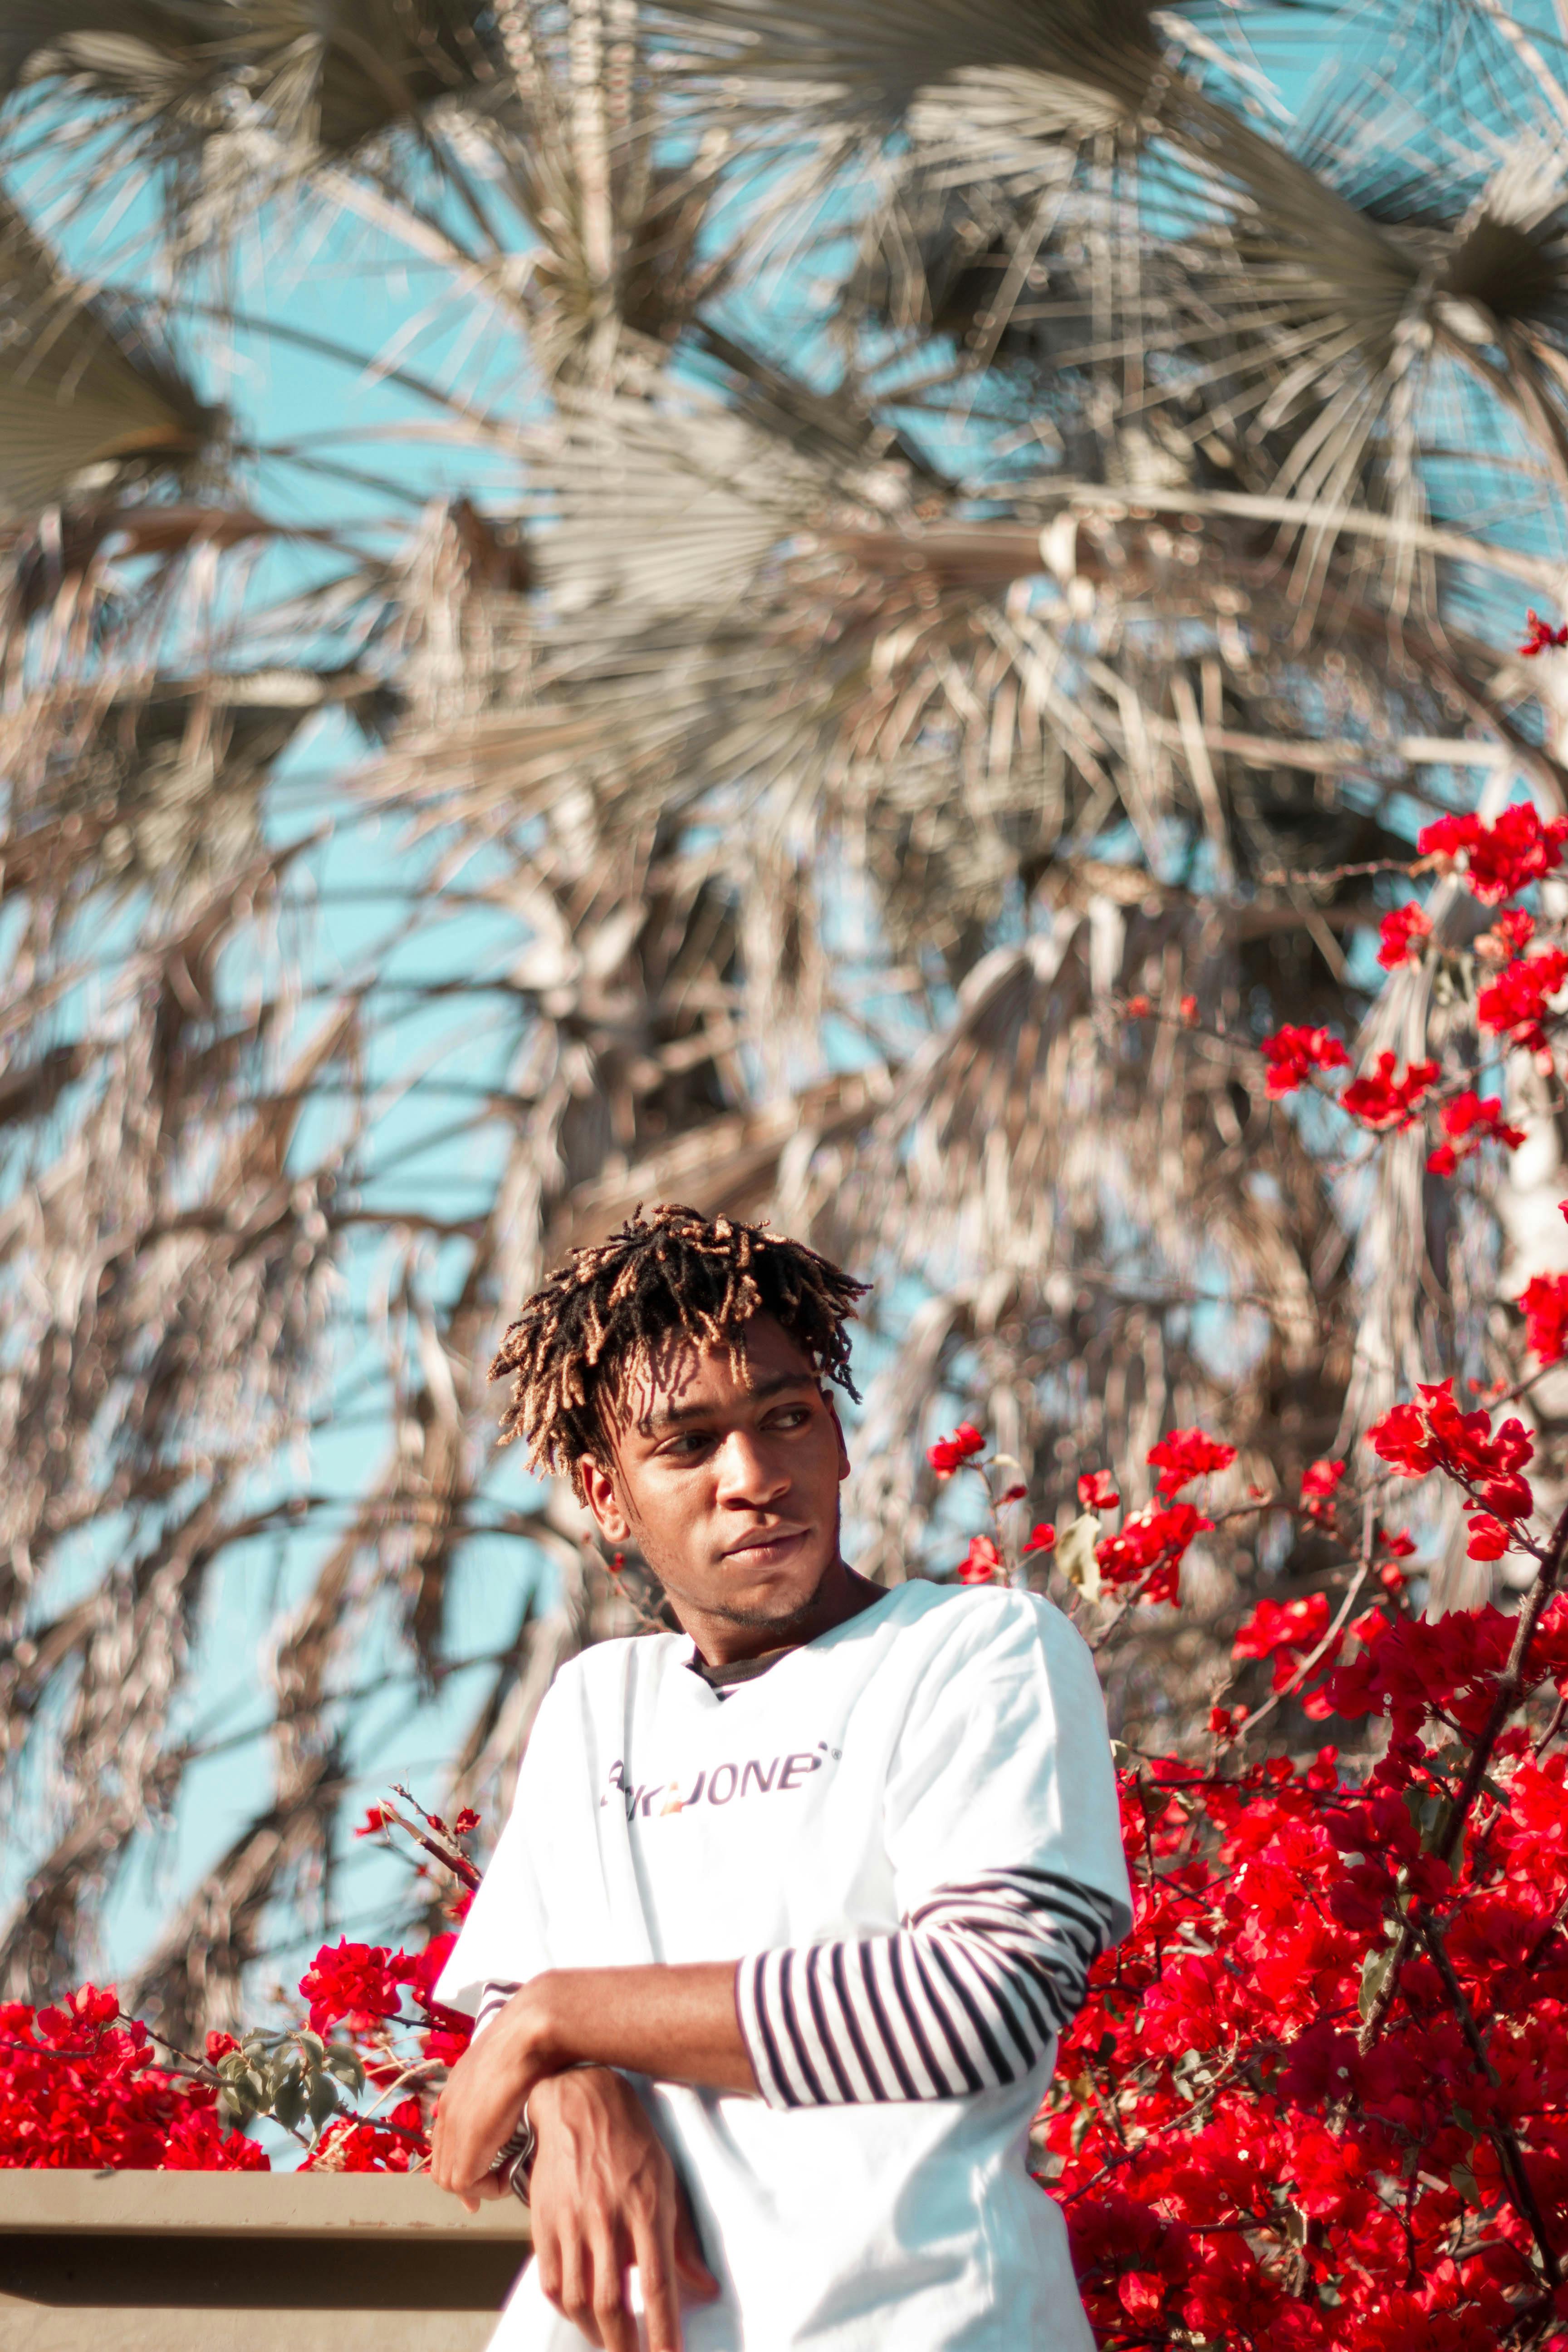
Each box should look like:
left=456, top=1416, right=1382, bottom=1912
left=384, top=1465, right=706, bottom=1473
left=1359, top=1943, right=1395, bottom=2023
left=324, top=2046, right=365, bottom=2092
left=307, top=2069, right=344, bottom=2130
left=272, top=2069, right=307, bottom=2133
left=1401, top=1787, right=1447, bottom=1853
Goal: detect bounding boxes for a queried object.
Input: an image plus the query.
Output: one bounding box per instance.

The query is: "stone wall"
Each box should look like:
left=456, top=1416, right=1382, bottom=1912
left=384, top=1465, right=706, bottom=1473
left=0, top=2171, right=532, bottom=2351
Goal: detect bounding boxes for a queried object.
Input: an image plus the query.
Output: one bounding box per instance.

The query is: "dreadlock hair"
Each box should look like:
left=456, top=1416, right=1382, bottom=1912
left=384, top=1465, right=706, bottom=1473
left=489, top=1204, right=869, bottom=1494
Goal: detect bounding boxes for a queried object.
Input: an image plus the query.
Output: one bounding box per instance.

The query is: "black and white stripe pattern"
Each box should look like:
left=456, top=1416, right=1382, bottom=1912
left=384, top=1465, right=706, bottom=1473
left=736, top=1870, right=1120, bottom=2110
left=473, top=1978, right=522, bottom=2038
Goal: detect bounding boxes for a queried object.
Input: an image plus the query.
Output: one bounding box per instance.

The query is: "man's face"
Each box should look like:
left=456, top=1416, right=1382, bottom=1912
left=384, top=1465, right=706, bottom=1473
left=577, top=1313, right=851, bottom=1641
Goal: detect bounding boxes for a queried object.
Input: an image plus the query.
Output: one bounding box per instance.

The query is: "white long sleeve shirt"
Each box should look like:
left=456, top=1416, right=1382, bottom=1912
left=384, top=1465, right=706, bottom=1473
left=437, top=1578, right=1131, bottom=2352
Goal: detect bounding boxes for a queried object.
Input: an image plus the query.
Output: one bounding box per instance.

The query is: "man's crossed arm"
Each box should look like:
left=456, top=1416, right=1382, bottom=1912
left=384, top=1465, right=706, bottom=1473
left=431, top=1959, right=756, bottom=2201
left=432, top=1868, right=1117, bottom=2188
left=430, top=1875, right=1120, bottom=2352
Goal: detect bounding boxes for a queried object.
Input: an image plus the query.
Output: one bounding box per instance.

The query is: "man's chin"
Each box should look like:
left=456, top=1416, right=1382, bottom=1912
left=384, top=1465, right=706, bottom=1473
left=702, top=1558, right=835, bottom=1634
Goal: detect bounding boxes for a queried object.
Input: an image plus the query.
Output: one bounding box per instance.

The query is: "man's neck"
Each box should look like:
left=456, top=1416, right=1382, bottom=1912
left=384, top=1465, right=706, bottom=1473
left=679, top=1558, right=885, bottom=1668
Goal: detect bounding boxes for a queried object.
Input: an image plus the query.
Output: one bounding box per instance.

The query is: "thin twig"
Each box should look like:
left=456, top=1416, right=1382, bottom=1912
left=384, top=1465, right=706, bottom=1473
left=1415, top=1914, right=1561, bottom=2288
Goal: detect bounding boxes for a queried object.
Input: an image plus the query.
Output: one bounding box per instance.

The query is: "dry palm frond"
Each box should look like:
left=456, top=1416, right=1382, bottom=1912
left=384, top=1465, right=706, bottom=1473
left=662, top=0, right=1164, bottom=139
left=1, top=3, right=218, bottom=107
left=0, top=1042, right=349, bottom=2011
left=484, top=3, right=734, bottom=391
left=10, top=0, right=502, bottom=156
left=0, top=675, right=358, bottom=910
left=0, top=189, right=220, bottom=517
left=669, top=0, right=1568, bottom=625
left=231, top=0, right=502, bottom=156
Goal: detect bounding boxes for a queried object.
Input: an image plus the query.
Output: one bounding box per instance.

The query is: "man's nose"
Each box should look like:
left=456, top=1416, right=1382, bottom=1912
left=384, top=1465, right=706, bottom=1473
left=714, top=1429, right=789, bottom=1506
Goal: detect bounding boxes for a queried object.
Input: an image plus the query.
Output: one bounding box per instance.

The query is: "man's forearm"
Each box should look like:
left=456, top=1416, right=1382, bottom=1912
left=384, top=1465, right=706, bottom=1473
left=522, top=1961, right=758, bottom=2095
left=431, top=1962, right=753, bottom=2201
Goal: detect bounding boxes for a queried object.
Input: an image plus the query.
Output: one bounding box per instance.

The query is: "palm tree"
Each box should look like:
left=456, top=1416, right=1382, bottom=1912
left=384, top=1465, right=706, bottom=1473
left=3, top=0, right=1568, bottom=2039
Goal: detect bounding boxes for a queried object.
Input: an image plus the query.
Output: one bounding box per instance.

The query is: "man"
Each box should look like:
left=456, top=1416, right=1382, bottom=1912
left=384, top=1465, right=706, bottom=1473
left=432, top=1204, right=1130, bottom=2352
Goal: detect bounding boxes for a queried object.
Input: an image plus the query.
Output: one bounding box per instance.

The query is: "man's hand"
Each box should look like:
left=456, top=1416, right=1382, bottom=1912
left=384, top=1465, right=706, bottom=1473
left=431, top=1980, right=556, bottom=2206
left=529, top=2068, right=720, bottom=2352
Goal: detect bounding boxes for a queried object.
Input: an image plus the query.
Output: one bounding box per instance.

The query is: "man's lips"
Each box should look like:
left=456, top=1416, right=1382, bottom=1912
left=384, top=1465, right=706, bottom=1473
left=721, top=1526, right=809, bottom=1563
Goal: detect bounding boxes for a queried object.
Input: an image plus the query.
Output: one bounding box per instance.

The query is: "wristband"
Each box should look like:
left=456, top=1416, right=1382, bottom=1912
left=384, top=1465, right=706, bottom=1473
left=492, top=2110, right=537, bottom=2201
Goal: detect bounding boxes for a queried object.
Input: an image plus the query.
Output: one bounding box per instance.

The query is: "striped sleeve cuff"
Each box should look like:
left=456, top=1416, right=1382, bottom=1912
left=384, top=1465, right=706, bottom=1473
left=737, top=1870, right=1122, bottom=2111
left=472, top=1979, right=521, bottom=2040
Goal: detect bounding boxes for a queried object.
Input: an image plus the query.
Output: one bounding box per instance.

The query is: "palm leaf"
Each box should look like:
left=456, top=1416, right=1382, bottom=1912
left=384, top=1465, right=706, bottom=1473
left=0, top=189, right=217, bottom=516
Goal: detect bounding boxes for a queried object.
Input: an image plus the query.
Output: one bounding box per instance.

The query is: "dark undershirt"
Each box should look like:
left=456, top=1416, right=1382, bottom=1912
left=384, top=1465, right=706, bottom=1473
left=687, top=1645, right=798, bottom=1696
left=685, top=1577, right=892, bottom=1697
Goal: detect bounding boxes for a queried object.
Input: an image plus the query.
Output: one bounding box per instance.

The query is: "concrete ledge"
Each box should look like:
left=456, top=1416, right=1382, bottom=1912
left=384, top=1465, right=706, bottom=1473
left=0, top=2171, right=532, bottom=2352
left=0, top=2168, right=533, bottom=2238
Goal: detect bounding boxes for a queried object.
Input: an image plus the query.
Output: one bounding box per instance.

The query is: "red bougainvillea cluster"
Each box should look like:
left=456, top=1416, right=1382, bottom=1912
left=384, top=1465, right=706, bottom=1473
left=0, top=1985, right=266, bottom=2171
left=924, top=1212, right=1568, bottom=2347
left=917, top=1391, right=1568, bottom=2349
left=1253, top=791, right=1568, bottom=1164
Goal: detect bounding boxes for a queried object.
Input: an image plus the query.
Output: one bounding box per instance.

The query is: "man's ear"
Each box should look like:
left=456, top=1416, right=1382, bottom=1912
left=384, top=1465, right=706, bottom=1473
left=827, top=1399, right=851, bottom=1482
left=579, top=1453, right=632, bottom=1543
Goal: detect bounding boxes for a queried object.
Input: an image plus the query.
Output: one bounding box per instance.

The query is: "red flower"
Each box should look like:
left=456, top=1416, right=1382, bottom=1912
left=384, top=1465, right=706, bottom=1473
left=1233, top=1592, right=1336, bottom=1691
left=1418, top=801, right=1568, bottom=903
left=1341, top=1051, right=1440, bottom=1132
left=1426, top=1089, right=1526, bottom=1176
left=354, top=1806, right=390, bottom=1839
left=1147, top=1427, right=1237, bottom=1498
left=1095, top=1502, right=1210, bottom=1607
left=1078, top=1470, right=1121, bottom=1511
left=1368, top=1379, right=1535, bottom=1521
left=956, top=1534, right=1001, bottom=1585
left=298, top=1940, right=421, bottom=2036
left=1520, top=1271, right=1568, bottom=1363
left=1300, top=1458, right=1346, bottom=1527
left=1259, top=1024, right=1351, bottom=1099
left=1180, top=994, right=1199, bottom=1025
left=1520, top=608, right=1568, bottom=656
left=927, top=1422, right=985, bottom=1478
left=162, top=2107, right=269, bottom=2171
left=1477, top=949, right=1568, bottom=1052
left=452, top=1808, right=480, bottom=1837
left=1377, top=903, right=1433, bottom=971
left=204, top=2031, right=238, bottom=2067
left=1465, top=1512, right=1514, bottom=1561
left=1127, top=993, right=1152, bottom=1017
left=398, top=1933, right=457, bottom=2014
left=1478, top=906, right=1536, bottom=962
left=1023, top=1523, right=1056, bottom=1555
left=302, top=2112, right=420, bottom=2175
